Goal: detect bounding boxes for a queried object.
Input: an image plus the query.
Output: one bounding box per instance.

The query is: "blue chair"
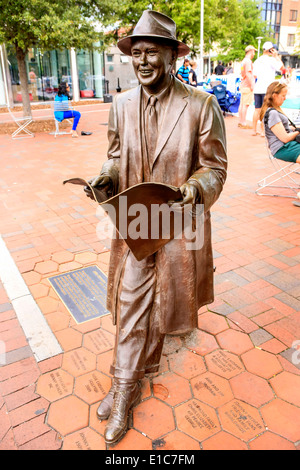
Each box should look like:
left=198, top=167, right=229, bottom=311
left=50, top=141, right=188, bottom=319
left=212, top=84, right=238, bottom=116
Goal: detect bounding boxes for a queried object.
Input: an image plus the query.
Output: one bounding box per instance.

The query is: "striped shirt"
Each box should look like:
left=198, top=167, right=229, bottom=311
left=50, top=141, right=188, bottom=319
left=176, top=65, right=190, bottom=83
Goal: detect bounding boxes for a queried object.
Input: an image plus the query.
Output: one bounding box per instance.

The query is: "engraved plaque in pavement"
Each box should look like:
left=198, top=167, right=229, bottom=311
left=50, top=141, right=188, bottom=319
left=48, top=266, right=109, bottom=323
left=206, top=349, right=244, bottom=379
left=191, top=372, right=233, bottom=407
left=219, top=400, right=265, bottom=441
left=176, top=399, right=221, bottom=441
left=84, top=329, right=115, bottom=354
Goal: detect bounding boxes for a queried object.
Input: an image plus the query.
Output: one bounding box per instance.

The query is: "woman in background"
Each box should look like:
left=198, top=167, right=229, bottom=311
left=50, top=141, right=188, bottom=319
left=54, top=82, right=81, bottom=138
left=260, top=81, right=300, bottom=163
left=189, top=60, right=198, bottom=87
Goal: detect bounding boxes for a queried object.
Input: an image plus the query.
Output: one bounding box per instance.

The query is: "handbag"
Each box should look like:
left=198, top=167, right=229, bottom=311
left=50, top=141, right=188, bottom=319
left=264, top=107, right=300, bottom=143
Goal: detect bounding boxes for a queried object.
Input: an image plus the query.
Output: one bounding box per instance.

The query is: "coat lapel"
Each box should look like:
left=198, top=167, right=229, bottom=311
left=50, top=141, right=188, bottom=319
left=124, top=86, right=144, bottom=185
left=151, top=80, right=189, bottom=170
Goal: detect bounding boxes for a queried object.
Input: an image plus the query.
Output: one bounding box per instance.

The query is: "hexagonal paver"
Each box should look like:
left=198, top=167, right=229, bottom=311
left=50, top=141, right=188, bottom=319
left=83, top=329, right=115, bottom=355
left=55, top=328, right=83, bottom=352
left=205, top=349, right=244, bottom=379
left=183, top=329, right=218, bottom=356
left=29, top=283, right=49, bottom=299
left=74, top=370, right=111, bottom=404
left=241, top=348, right=282, bottom=379
left=36, top=369, right=74, bottom=402
left=270, top=371, right=300, bottom=407
left=153, top=430, right=200, bottom=450
left=35, top=260, right=58, bottom=274
left=175, top=399, right=221, bottom=441
left=261, top=399, right=300, bottom=442
left=218, top=399, right=265, bottom=441
left=249, top=432, right=296, bottom=450
left=74, top=252, right=98, bottom=264
left=152, top=372, right=192, bottom=406
left=63, top=427, right=106, bottom=450
left=191, top=371, right=234, bottom=407
left=62, top=348, right=96, bottom=377
left=230, top=371, right=274, bottom=407
left=51, top=251, right=74, bottom=264
left=168, top=349, right=206, bottom=379
left=36, top=297, right=59, bottom=314
left=47, top=396, right=89, bottom=436
left=216, top=329, right=253, bottom=355
left=133, top=398, right=175, bottom=440
left=197, top=311, right=228, bottom=335
left=202, top=431, right=248, bottom=450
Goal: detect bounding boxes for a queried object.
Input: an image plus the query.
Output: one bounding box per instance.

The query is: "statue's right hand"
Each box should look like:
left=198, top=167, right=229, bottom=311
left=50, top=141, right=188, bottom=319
left=89, top=175, right=111, bottom=188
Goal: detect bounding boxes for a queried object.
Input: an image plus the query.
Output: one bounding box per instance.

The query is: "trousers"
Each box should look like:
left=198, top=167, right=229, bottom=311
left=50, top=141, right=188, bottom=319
left=110, top=251, right=165, bottom=380
left=62, top=110, right=81, bottom=130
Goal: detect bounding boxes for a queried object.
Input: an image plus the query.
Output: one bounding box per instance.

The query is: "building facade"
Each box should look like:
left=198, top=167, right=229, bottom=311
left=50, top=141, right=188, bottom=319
left=0, top=43, right=105, bottom=107
left=260, top=0, right=300, bottom=67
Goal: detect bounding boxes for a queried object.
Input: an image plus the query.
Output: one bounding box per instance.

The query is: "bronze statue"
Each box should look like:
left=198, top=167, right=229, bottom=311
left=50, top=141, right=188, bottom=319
left=89, top=10, right=227, bottom=445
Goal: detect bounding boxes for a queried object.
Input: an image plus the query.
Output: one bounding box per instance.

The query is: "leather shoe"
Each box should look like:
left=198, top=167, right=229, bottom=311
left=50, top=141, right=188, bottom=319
left=96, top=381, right=116, bottom=421
left=104, top=381, right=141, bottom=445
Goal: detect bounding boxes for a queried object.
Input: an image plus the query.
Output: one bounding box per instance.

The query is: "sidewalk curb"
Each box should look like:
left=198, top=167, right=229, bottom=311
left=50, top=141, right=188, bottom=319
left=0, top=235, right=62, bottom=362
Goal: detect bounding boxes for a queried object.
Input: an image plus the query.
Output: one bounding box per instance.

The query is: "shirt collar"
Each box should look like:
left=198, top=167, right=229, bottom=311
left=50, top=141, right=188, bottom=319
left=142, top=75, right=173, bottom=111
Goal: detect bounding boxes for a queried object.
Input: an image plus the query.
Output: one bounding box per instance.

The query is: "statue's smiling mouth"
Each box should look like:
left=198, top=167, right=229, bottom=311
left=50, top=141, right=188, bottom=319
left=139, top=69, right=153, bottom=76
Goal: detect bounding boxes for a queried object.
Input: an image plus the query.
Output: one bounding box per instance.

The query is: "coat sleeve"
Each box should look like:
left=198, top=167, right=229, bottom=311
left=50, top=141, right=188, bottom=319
left=188, top=94, right=227, bottom=212
left=97, top=97, right=120, bottom=196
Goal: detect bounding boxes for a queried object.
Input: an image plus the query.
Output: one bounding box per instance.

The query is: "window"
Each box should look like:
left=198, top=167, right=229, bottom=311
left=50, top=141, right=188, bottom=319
left=289, top=10, right=298, bottom=21
left=287, top=34, right=295, bottom=47
left=120, top=55, right=129, bottom=63
left=107, top=55, right=114, bottom=63
left=7, top=46, right=71, bottom=103
left=76, top=46, right=104, bottom=99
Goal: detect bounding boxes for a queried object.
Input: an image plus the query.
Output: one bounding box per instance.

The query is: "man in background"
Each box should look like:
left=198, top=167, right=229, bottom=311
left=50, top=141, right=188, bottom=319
left=252, top=41, right=284, bottom=136
left=238, top=45, right=256, bottom=129
left=176, top=57, right=190, bottom=84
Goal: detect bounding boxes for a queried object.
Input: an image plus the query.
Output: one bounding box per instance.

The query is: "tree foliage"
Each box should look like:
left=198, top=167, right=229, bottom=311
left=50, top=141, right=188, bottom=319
left=0, top=0, right=106, bottom=116
left=98, top=0, right=268, bottom=60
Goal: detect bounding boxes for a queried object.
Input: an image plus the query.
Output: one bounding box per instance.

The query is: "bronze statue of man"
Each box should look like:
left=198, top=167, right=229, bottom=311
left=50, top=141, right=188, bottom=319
left=89, top=10, right=227, bottom=445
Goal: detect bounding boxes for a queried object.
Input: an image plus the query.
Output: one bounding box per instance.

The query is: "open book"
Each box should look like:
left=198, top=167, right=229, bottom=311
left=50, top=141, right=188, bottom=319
left=63, top=178, right=183, bottom=260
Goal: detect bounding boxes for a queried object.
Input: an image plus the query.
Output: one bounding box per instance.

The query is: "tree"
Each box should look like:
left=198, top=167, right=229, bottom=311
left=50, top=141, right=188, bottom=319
left=0, top=0, right=105, bottom=117
left=99, top=0, right=267, bottom=59
left=217, top=0, right=268, bottom=62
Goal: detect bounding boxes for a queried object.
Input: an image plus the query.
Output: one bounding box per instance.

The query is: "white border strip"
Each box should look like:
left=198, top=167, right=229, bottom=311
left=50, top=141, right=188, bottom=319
left=0, top=235, right=62, bottom=362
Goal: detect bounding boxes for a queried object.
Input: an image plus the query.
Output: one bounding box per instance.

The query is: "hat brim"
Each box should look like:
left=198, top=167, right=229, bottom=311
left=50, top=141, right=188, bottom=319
left=117, top=34, right=190, bottom=58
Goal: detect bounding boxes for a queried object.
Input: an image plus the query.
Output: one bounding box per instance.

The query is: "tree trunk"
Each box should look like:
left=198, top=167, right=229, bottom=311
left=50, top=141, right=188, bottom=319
left=15, top=45, right=32, bottom=118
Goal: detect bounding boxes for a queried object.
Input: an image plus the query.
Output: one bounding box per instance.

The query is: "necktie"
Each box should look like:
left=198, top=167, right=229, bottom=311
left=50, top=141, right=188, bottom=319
left=145, top=95, right=158, bottom=167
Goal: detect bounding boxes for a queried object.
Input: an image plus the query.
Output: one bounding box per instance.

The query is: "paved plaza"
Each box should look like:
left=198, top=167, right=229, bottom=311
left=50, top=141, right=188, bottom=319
left=0, top=102, right=300, bottom=450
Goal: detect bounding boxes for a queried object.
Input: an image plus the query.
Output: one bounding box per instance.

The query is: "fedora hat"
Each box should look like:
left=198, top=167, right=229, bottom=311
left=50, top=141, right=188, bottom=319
left=117, top=10, right=190, bottom=58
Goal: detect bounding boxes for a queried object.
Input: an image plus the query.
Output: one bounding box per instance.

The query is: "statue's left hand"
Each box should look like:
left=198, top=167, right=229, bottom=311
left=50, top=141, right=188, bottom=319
left=169, top=182, right=198, bottom=208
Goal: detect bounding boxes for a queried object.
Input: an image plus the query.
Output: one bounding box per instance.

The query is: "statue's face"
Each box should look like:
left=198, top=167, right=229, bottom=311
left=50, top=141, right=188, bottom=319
left=131, top=39, right=175, bottom=93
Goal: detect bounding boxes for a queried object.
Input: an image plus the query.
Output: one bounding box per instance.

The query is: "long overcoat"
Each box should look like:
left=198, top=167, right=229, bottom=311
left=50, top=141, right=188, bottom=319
left=101, top=77, right=227, bottom=334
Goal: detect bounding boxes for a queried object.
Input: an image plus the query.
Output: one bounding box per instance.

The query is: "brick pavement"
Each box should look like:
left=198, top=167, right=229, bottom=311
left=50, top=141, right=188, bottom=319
left=0, top=104, right=300, bottom=450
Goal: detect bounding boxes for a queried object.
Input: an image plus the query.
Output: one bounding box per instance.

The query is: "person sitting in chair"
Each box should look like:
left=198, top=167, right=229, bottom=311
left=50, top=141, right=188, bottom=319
left=260, top=82, right=300, bottom=164
left=54, top=82, right=81, bottom=138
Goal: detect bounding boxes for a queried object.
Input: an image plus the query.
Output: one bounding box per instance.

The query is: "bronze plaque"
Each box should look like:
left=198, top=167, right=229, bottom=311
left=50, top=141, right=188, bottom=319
left=49, top=266, right=109, bottom=323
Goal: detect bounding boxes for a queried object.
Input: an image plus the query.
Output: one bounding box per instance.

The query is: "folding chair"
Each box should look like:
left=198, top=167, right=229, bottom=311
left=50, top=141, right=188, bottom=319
left=256, top=139, right=300, bottom=198
left=212, top=84, right=238, bottom=116
left=8, top=107, right=34, bottom=139
left=49, top=101, right=72, bottom=137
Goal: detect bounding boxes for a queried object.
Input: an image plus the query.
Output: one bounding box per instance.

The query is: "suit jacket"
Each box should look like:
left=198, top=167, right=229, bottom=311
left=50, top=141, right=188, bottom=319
left=100, top=77, right=227, bottom=334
